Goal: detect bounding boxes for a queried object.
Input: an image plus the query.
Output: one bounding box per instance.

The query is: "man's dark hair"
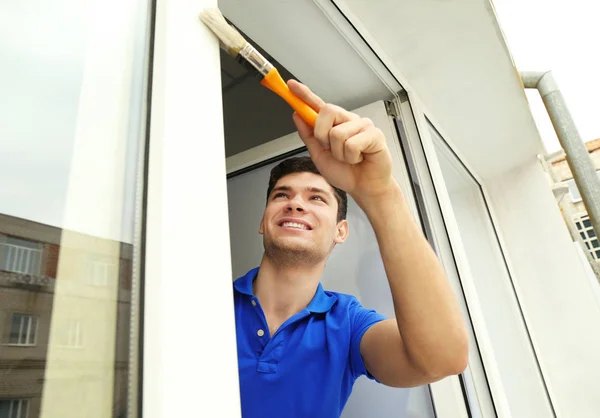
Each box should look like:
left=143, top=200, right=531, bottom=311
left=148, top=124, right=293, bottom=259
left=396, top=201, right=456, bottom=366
left=266, top=156, right=348, bottom=222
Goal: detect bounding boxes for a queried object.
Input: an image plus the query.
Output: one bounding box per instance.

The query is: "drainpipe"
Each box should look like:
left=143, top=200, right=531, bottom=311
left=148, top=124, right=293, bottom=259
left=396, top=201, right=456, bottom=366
left=521, top=70, right=600, bottom=244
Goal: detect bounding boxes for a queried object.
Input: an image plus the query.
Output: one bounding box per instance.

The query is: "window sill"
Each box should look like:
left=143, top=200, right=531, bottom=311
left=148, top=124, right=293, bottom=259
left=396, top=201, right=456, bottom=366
left=2, top=343, right=36, bottom=347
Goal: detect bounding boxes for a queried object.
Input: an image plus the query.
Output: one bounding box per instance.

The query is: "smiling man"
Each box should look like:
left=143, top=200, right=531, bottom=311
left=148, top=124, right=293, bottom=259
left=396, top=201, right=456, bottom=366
left=232, top=80, right=469, bottom=418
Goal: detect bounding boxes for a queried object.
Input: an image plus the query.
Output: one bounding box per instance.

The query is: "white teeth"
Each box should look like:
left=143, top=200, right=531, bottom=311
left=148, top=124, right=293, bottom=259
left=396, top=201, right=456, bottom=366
left=282, top=221, right=309, bottom=230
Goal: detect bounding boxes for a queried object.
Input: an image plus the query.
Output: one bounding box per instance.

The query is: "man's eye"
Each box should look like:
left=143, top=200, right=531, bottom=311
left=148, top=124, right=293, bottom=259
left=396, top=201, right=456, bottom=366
left=274, top=193, right=288, bottom=199
left=311, top=196, right=325, bottom=202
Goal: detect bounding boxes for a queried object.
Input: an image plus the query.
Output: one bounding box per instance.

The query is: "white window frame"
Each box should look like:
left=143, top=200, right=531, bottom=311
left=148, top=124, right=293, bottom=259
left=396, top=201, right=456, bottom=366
left=394, top=97, right=506, bottom=418
left=0, top=399, right=29, bottom=418
left=0, top=236, right=43, bottom=276
left=7, top=313, right=38, bottom=346
left=143, top=0, right=241, bottom=417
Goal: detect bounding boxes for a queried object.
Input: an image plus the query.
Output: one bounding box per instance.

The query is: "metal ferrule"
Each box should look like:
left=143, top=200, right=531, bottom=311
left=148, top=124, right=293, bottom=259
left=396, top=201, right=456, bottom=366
left=236, top=43, right=273, bottom=77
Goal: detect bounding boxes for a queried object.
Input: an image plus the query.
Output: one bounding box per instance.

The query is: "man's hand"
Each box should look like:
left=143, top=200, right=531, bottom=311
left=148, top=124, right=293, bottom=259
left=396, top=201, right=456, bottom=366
left=289, top=80, right=394, bottom=201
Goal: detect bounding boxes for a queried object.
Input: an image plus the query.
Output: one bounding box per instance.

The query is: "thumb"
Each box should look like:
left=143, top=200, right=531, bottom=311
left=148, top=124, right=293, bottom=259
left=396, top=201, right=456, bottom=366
left=293, top=112, right=324, bottom=159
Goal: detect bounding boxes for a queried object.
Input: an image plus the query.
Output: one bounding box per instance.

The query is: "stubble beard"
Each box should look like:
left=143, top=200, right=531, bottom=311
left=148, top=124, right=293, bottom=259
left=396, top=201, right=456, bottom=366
left=263, top=234, right=327, bottom=268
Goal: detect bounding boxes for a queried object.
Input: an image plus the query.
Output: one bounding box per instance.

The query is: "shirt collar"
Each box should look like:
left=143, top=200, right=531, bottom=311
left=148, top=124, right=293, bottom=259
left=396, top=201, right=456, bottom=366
left=233, top=267, right=337, bottom=313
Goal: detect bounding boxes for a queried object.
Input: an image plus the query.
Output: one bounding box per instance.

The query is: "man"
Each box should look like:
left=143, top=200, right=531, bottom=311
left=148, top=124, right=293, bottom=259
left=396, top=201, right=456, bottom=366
left=233, top=80, right=469, bottom=417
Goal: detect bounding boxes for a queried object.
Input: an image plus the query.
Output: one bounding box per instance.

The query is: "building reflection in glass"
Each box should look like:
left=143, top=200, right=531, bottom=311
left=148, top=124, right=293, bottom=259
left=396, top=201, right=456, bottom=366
left=0, top=213, right=133, bottom=418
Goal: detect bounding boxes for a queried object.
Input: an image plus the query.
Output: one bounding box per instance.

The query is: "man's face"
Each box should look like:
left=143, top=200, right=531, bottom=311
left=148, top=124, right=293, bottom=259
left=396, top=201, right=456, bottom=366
left=259, top=172, right=348, bottom=265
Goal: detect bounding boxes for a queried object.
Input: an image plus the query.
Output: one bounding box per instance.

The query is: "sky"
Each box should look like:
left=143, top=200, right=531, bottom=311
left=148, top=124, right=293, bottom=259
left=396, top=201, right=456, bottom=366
left=492, top=0, right=600, bottom=153
left=0, top=0, right=145, bottom=242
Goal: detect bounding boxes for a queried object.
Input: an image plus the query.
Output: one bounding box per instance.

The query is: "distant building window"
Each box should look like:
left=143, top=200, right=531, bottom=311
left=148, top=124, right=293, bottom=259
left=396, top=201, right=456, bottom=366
left=0, top=399, right=29, bottom=418
left=58, top=319, right=83, bottom=348
left=575, top=215, right=600, bottom=260
left=8, top=313, right=38, bottom=346
left=86, top=256, right=116, bottom=287
left=0, top=237, right=42, bottom=275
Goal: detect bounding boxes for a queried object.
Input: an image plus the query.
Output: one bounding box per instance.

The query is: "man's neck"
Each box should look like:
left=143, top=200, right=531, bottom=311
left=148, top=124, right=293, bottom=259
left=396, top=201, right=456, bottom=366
left=254, top=255, right=325, bottom=319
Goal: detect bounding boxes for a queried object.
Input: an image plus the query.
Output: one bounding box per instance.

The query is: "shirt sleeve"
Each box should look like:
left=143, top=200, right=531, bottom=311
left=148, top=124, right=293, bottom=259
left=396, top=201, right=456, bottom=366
left=348, top=297, right=386, bottom=380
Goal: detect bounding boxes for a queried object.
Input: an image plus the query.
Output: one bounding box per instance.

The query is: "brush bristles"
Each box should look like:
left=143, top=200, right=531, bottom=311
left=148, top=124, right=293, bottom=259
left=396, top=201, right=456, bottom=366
left=199, top=8, right=247, bottom=56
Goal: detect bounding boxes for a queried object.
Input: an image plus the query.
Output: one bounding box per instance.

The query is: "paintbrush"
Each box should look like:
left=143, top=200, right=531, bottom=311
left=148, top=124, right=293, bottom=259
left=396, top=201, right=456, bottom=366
left=199, top=8, right=318, bottom=128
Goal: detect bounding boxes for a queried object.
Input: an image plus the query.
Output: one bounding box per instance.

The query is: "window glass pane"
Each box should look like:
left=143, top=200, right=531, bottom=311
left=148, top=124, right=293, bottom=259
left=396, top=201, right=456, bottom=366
left=583, top=219, right=592, bottom=228
left=9, top=314, right=23, bottom=344
left=0, top=0, right=149, bottom=416
left=29, top=316, right=38, bottom=345
left=593, top=240, right=600, bottom=249
left=588, top=229, right=596, bottom=238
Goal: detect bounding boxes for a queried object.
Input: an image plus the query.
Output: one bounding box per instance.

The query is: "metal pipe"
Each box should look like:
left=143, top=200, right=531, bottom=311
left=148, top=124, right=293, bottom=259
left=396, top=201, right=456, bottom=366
left=521, top=70, right=600, bottom=247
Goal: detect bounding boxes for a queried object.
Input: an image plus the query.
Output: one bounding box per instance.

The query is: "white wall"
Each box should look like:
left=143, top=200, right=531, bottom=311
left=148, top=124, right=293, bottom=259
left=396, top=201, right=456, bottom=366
left=485, top=158, right=600, bottom=417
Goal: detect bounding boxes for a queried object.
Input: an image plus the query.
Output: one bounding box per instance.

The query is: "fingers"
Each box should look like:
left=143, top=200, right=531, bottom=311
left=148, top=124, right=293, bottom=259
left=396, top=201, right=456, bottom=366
left=343, top=131, right=378, bottom=164
left=343, top=126, right=385, bottom=164
left=328, top=118, right=373, bottom=161
left=314, top=104, right=360, bottom=149
left=289, top=79, right=383, bottom=165
left=292, top=112, right=323, bottom=160
left=288, top=79, right=326, bottom=112
left=329, top=118, right=385, bottom=165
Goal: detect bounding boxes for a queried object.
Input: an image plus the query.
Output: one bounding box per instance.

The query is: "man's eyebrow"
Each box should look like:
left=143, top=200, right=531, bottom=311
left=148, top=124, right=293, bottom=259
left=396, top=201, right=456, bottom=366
left=271, top=186, right=292, bottom=194
left=270, top=185, right=334, bottom=199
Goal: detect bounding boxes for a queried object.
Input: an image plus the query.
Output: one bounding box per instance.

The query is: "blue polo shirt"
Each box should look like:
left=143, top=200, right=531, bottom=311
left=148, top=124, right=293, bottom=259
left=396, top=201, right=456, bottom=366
left=233, top=267, right=386, bottom=418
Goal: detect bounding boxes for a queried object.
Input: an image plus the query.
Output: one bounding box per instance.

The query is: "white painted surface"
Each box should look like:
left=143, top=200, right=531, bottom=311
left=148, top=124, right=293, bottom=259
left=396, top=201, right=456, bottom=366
left=485, top=160, right=600, bottom=417
left=143, top=0, right=241, bottom=417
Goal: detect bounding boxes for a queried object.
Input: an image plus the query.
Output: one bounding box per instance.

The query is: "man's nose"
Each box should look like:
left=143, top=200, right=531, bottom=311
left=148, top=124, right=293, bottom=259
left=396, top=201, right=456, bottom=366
left=285, top=197, right=305, bottom=213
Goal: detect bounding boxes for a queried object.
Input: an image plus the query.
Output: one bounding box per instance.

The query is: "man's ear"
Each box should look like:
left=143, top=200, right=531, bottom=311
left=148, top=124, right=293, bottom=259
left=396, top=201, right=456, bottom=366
left=334, top=220, right=349, bottom=244
left=259, top=217, right=265, bottom=235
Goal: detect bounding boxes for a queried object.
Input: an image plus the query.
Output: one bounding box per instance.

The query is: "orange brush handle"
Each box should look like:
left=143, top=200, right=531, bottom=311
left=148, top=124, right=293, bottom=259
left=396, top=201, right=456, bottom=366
left=260, top=68, right=318, bottom=128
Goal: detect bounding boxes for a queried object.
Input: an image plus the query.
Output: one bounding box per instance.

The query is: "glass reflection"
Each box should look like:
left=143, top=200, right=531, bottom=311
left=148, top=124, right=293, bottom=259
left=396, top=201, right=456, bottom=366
left=0, top=0, right=149, bottom=417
